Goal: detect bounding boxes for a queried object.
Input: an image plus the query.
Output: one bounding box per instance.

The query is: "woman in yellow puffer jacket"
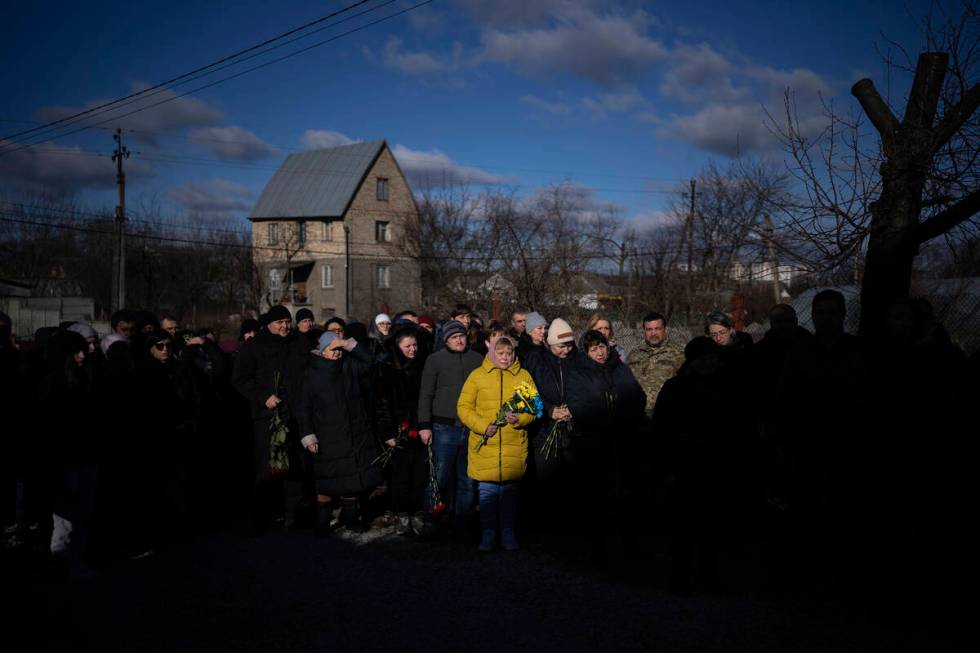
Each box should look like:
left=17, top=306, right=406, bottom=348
left=457, top=336, right=538, bottom=552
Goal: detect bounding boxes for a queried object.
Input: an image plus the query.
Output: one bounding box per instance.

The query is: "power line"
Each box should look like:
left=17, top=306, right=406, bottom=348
left=0, top=0, right=433, bottom=157
left=0, top=0, right=379, bottom=144
left=1, top=211, right=786, bottom=265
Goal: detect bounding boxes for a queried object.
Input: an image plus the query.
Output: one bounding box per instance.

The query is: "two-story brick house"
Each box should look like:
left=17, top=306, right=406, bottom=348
left=249, top=140, right=421, bottom=321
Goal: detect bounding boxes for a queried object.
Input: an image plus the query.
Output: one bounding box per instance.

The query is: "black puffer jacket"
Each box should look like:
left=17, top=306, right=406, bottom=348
left=565, top=350, right=646, bottom=448
left=524, top=345, right=580, bottom=444
left=297, top=345, right=382, bottom=496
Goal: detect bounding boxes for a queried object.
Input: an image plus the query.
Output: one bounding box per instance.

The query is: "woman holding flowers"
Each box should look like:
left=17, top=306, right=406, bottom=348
left=457, top=336, right=539, bottom=552
left=375, top=325, right=428, bottom=535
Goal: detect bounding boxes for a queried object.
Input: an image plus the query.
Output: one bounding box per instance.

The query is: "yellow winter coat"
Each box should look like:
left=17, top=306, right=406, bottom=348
left=457, top=356, right=537, bottom=483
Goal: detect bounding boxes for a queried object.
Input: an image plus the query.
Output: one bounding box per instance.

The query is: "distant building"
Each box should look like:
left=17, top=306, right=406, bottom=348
left=249, top=140, right=421, bottom=321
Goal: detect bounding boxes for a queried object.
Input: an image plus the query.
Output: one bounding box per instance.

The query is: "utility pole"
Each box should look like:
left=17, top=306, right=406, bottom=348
left=685, top=179, right=697, bottom=321
left=111, top=129, right=130, bottom=313
left=343, top=223, right=352, bottom=318
left=763, top=214, right=781, bottom=304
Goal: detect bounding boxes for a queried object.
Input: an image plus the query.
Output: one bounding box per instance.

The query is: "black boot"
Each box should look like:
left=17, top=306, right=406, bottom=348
left=314, top=501, right=333, bottom=537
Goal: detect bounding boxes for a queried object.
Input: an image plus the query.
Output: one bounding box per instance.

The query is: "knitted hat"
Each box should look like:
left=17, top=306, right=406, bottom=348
left=239, top=318, right=260, bottom=338
left=546, top=317, right=574, bottom=346
left=296, top=308, right=315, bottom=323
left=100, top=332, right=127, bottom=355
left=374, top=313, right=392, bottom=325
left=525, top=311, right=546, bottom=333
left=67, top=322, right=98, bottom=340
left=418, top=315, right=435, bottom=328
left=313, top=331, right=339, bottom=355
left=441, top=320, right=467, bottom=343
left=266, top=305, right=292, bottom=323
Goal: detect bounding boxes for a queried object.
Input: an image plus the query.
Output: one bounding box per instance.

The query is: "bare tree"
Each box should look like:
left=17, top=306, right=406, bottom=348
left=773, top=0, right=980, bottom=334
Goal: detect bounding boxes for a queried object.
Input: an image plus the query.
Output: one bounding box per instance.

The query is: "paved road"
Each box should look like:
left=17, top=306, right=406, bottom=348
left=8, top=526, right=953, bottom=653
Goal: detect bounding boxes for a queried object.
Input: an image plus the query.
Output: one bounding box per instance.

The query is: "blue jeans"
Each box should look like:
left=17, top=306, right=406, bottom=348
left=478, top=482, right=518, bottom=532
left=430, top=423, right=476, bottom=516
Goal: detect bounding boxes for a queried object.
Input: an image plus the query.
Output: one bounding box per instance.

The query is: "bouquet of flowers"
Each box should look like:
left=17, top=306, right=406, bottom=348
left=372, top=420, right=420, bottom=467
left=269, top=371, right=290, bottom=474
left=538, top=409, right=570, bottom=461
left=474, top=381, right=543, bottom=452
left=427, top=446, right=447, bottom=516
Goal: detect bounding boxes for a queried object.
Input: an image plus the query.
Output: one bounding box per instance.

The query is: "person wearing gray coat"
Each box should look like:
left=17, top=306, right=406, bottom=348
left=417, top=320, right=482, bottom=522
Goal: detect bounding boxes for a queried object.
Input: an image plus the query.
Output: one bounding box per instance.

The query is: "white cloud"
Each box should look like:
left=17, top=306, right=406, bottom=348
left=0, top=140, right=152, bottom=195
left=189, top=126, right=279, bottom=161
left=300, top=130, right=359, bottom=150
left=666, top=104, right=775, bottom=156
left=171, top=178, right=253, bottom=216
left=381, top=37, right=451, bottom=75
left=478, top=10, right=667, bottom=86
left=582, top=89, right=646, bottom=118
left=35, top=83, right=223, bottom=144
left=654, top=43, right=833, bottom=156
left=521, top=94, right=573, bottom=115
left=391, top=144, right=508, bottom=187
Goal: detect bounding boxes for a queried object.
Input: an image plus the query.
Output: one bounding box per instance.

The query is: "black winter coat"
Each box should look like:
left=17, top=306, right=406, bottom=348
left=232, top=330, right=307, bottom=421
left=375, top=348, right=424, bottom=448
left=297, top=345, right=383, bottom=496
left=565, top=351, right=646, bottom=448
left=524, top=346, right=580, bottom=445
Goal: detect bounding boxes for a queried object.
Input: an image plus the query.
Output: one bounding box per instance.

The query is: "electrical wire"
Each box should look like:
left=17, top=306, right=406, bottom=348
left=0, top=0, right=433, bottom=156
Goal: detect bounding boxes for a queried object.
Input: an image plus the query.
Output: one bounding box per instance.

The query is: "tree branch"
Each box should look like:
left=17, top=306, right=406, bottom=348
left=852, top=78, right=900, bottom=153
left=916, top=188, right=980, bottom=243
left=932, top=82, right=980, bottom=152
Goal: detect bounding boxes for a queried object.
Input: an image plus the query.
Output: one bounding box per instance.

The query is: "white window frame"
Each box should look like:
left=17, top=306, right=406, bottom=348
left=321, top=264, right=334, bottom=289
left=322, top=221, right=333, bottom=241
left=267, top=222, right=279, bottom=246
left=377, top=264, right=390, bottom=289
left=375, top=220, right=391, bottom=243
left=269, top=268, right=281, bottom=291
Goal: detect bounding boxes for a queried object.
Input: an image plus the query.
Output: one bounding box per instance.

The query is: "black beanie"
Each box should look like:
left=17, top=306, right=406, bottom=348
left=296, top=308, right=314, bottom=323
left=266, top=305, right=292, bottom=323
left=441, top=320, right=467, bottom=343
left=240, top=318, right=260, bottom=338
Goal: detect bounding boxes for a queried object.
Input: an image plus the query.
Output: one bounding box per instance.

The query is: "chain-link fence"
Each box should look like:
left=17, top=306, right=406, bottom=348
left=562, top=281, right=980, bottom=357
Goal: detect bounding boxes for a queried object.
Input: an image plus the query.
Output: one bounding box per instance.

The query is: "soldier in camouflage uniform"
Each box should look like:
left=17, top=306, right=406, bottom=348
left=627, top=311, right=684, bottom=417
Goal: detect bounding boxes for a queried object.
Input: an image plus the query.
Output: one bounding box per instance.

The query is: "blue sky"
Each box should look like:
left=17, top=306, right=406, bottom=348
left=0, top=0, right=934, bottom=230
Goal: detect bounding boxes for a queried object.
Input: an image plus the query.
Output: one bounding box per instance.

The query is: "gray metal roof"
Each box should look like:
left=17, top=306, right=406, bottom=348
left=250, top=140, right=385, bottom=219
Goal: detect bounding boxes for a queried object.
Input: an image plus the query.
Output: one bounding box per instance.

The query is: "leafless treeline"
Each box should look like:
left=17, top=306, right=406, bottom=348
left=0, top=195, right=261, bottom=328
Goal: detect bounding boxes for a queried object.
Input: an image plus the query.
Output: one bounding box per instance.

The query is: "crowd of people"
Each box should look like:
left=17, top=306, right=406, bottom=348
left=0, top=293, right=973, bottom=601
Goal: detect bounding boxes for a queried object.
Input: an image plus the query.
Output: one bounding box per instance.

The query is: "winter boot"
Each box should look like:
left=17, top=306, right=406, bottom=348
left=501, top=528, right=520, bottom=551
left=478, top=529, right=496, bottom=552
left=314, top=502, right=333, bottom=538
left=397, top=512, right=413, bottom=536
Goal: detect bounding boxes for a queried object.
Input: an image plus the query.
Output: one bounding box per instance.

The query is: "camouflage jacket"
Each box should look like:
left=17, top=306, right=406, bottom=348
left=627, top=340, right=684, bottom=417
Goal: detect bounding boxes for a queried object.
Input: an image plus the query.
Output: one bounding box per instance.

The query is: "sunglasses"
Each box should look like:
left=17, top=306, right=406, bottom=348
left=153, top=342, right=170, bottom=351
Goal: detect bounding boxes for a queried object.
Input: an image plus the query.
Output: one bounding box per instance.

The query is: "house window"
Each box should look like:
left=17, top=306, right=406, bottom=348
left=321, top=264, right=334, bottom=289
left=375, top=220, right=391, bottom=242
left=269, top=269, right=281, bottom=291
left=322, top=221, right=333, bottom=241
left=297, top=221, right=306, bottom=244
left=267, top=223, right=279, bottom=246
left=376, top=177, right=389, bottom=201
left=377, top=265, right=390, bottom=289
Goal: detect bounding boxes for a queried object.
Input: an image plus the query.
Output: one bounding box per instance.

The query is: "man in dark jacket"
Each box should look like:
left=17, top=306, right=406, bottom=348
left=231, top=305, right=307, bottom=532
left=417, top=320, right=482, bottom=527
